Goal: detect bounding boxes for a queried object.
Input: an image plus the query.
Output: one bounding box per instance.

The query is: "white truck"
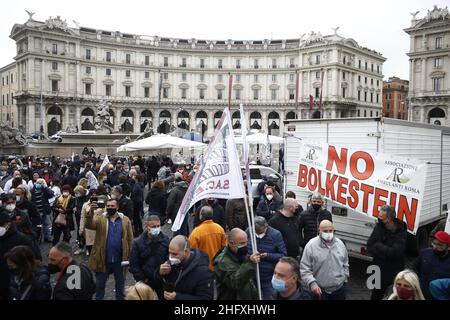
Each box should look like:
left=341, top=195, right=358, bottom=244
left=284, top=117, right=450, bottom=260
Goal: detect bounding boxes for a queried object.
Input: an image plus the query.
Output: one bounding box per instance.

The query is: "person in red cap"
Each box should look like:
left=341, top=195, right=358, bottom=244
left=51, top=185, right=75, bottom=246
left=412, top=230, right=450, bottom=299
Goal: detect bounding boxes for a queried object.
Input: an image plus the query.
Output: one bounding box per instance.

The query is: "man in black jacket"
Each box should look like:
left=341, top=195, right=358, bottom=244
left=48, top=241, right=95, bottom=300
left=111, top=185, right=134, bottom=221
left=269, top=198, right=301, bottom=259
left=156, top=235, right=213, bottom=300
left=298, top=192, right=332, bottom=248
left=0, top=212, right=41, bottom=300
left=367, top=205, right=407, bottom=300
left=129, top=215, right=169, bottom=299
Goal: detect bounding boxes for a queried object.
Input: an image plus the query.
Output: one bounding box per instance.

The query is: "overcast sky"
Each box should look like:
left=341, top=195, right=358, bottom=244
left=0, top=0, right=447, bottom=80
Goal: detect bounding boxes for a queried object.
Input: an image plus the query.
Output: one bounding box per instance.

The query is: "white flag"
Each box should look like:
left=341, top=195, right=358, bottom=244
left=71, top=152, right=74, bottom=162
left=172, top=108, right=246, bottom=232
left=445, top=213, right=450, bottom=234
left=100, top=155, right=110, bottom=172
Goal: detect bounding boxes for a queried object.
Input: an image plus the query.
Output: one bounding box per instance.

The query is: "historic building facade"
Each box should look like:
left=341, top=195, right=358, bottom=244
left=8, top=14, right=385, bottom=137
left=0, top=62, right=17, bottom=127
left=382, top=77, right=409, bottom=120
left=405, top=6, right=450, bottom=126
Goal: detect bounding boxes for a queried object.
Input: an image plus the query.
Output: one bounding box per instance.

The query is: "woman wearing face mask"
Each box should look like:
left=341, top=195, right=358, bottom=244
left=73, top=185, right=89, bottom=255
left=5, top=245, right=51, bottom=300
left=387, top=270, right=425, bottom=300
left=51, top=185, right=75, bottom=245
left=47, top=178, right=61, bottom=207
left=15, top=185, right=40, bottom=238
left=30, top=178, right=55, bottom=243
left=256, top=186, right=283, bottom=221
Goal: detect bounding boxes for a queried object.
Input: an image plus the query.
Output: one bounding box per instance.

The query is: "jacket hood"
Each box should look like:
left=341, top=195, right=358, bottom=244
left=175, top=181, right=188, bottom=190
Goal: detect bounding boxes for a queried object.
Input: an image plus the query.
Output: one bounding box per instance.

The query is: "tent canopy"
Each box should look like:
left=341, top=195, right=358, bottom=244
left=234, top=132, right=284, bottom=145
left=117, top=134, right=206, bottom=152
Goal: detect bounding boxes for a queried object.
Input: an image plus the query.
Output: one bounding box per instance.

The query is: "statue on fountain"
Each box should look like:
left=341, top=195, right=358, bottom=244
left=94, top=100, right=114, bottom=133
left=0, top=122, right=27, bottom=146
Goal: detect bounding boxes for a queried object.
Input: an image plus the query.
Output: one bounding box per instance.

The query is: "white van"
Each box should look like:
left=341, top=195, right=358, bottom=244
left=284, top=117, right=449, bottom=260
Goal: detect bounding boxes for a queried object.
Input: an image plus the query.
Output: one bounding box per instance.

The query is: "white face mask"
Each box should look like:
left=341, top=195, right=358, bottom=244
left=16, top=196, right=22, bottom=202
left=149, top=227, right=161, bottom=236
left=169, top=257, right=181, bottom=266
left=256, top=233, right=266, bottom=239
left=5, top=204, right=16, bottom=212
left=0, top=227, right=7, bottom=237
left=266, top=194, right=273, bottom=201
left=321, top=232, right=334, bottom=242
left=62, top=192, right=70, bottom=197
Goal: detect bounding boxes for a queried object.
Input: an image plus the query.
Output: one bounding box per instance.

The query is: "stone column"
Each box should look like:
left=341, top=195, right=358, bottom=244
left=26, top=104, right=36, bottom=134
left=262, top=110, right=268, bottom=133
left=134, top=108, right=140, bottom=133
left=171, top=110, right=177, bottom=129
left=64, top=63, right=69, bottom=93
left=207, top=110, right=214, bottom=137
left=420, top=107, right=425, bottom=123
left=64, top=105, right=70, bottom=131
left=75, top=105, right=81, bottom=132
left=114, top=107, right=120, bottom=132
left=153, top=108, right=160, bottom=133
left=421, top=59, right=427, bottom=92
left=189, top=111, right=196, bottom=132
left=279, top=110, right=285, bottom=136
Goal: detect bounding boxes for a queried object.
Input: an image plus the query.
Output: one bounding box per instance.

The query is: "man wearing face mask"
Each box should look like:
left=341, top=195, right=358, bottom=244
left=213, top=228, right=261, bottom=300
left=256, top=186, right=283, bottom=221
left=0, top=211, right=40, bottom=300
left=272, top=257, right=310, bottom=300
left=298, top=192, right=332, bottom=249
left=0, top=165, right=10, bottom=190
left=3, top=170, right=26, bottom=194
left=157, top=235, right=213, bottom=300
left=111, top=185, right=134, bottom=221
left=129, top=215, right=169, bottom=299
left=189, top=206, right=227, bottom=271
left=85, top=198, right=134, bottom=300
left=31, top=178, right=55, bottom=243
left=413, top=231, right=450, bottom=300
left=300, top=220, right=349, bottom=300
left=246, top=216, right=287, bottom=299
left=1, top=194, right=36, bottom=244
left=367, top=205, right=407, bottom=300
left=48, top=241, right=95, bottom=300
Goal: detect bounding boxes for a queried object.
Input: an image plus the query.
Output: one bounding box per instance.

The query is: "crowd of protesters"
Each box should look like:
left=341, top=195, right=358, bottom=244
left=0, top=150, right=449, bottom=300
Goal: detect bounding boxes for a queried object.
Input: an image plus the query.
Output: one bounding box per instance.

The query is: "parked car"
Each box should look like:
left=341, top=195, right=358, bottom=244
left=241, top=165, right=284, bottom=201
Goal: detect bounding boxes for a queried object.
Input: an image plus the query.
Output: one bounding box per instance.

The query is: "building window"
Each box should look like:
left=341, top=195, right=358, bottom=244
left=357, top=109, right=360, bottom=117
left=235, top=90, right=241, bottom=100
left=6, top=94, right=9, bottom=105
left=163, top=88, right=169, bottom=98
left=371, top=64, right=374, bottom=72
left=343, top=56, right=346, bottom=64
left=376, top=94, right=379, bottom=104
left=236, top=59, right=241, bottom=69
left=358, top=75, right=361, bottom=82
left=289, top=58, right=295, bottom=67
left=376, top=111, right=379, bottom=117
left=164, top=57, right=168, bottom=67
left=10, top=74, right=13, bottom=83
left=254, top=75, right=259, bottom=83
left=181, top=73, right=187, bottom=81
left=163, top=73, right=168, bottom=80
left=200, top=74, right=205, bottom=82
left=126, top=54, right=131, bottom=64
left=370, top=92, right=373, bottom=102
left=105, top=84, right=111, bottom=96
left=272, top=74, right=277, bottom=82
left=365, top=62, right=368, bottom=70
left=199, top=89, right=205, bottom=99
left=358, top=90, right=361, bottom=101
left=86, top=66, right=91, bottom=74
left=377, top=65, right=380, bottom=73
left=342, top=71, right=346, bottom=80
left=315, top=55, right=320, bottom=65
left=288, top=89, right=295, bottom=100
left=145, top=55, right=150, bottom=66
left=364, top=110, right=367, bottom=117
left=253, top=89, right=259, bottom=100
left=52, top=61, right=58, bottom=70
left=145, top=71, right=149, bottom=79
left=376, top=80, right=379, bottom=86
left=218, top=59, right=223, bottom=69
left=52, top=43, right=58, bottom=54
left=200, top=58, right=205, bottom=68
left=85, top=83, right=91, bottom=95
left=272, top=58, right=277, bottom=68
left=86, top=49, right=91, bottom=60
left=290, top=73, right=295, bottom=82
left=106, top=52, right=111, bottom=62
left=181, top=57, right=187, bottom=67
left=218, top=74, right=223, bottom=82
left=364, top=92, right=367, bottom=102
left=435, top=57, right=443, bottom=68
left=358, top=60, right=361, bottom=69
left=125, top=70, right=131, bottom=77
left=181, top=88, right=187, bottom=99
left=370, top=111, right=373, bottom=117
left=271, top=89, right=277, bottom=100
left=51, top=80, right=58, bottom=92
left=217, top=89, right=223, bottom=100
left=436, top=37, right=443, bottom=49
left=106, top=68, right=111, bottom=76
left=236, top=75, right=241, bottom=82
left=433, top=78, right=443, bottom=92
left=371, top=79, right=374, bottom=85
left=342, top=87, right=346, bottom=98
left=254, top=59, right=259, bottom=69
left=387, top=102, right=390, bottom=110
left=315, top=87, right=320, bottom=99
left=125, top=86, right=131, bottom=97
left=144, top=87, right=150, bottom=98
left=365, top=77, right=368, bottom=84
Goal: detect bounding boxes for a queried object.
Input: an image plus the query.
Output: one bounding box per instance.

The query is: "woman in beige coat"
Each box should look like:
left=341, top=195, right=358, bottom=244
left=79, top=194, right=107, bottom=255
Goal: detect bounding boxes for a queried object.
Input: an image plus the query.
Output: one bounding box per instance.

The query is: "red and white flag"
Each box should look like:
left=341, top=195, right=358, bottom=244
left=172, top=107, right=246, bottom=232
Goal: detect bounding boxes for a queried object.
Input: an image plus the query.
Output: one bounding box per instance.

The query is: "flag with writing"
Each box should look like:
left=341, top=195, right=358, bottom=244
left=99, top=154, right=110, bottom=172
left=171, top=107, right=246, bottom=232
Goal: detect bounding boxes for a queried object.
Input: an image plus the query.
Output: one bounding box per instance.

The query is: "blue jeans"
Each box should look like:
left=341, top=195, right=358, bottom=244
left=41, top=214, right=52, bottom=241
left=95, top=262, right=125, bottom=300
left=321, top=282, right=347, bottom=300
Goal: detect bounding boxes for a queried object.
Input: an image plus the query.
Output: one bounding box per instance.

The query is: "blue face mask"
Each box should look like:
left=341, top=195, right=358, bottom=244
left=271, top=276, right=288, bottom=293
left=35, top=183, right=42, bottom=189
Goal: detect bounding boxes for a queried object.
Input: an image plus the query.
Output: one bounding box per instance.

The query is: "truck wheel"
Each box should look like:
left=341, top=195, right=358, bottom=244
left=407, top=226, right=428, bottom=256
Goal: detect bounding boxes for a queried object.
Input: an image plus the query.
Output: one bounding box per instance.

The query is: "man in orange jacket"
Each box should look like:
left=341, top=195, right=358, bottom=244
left=189, top=206, right=227, bottom=271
